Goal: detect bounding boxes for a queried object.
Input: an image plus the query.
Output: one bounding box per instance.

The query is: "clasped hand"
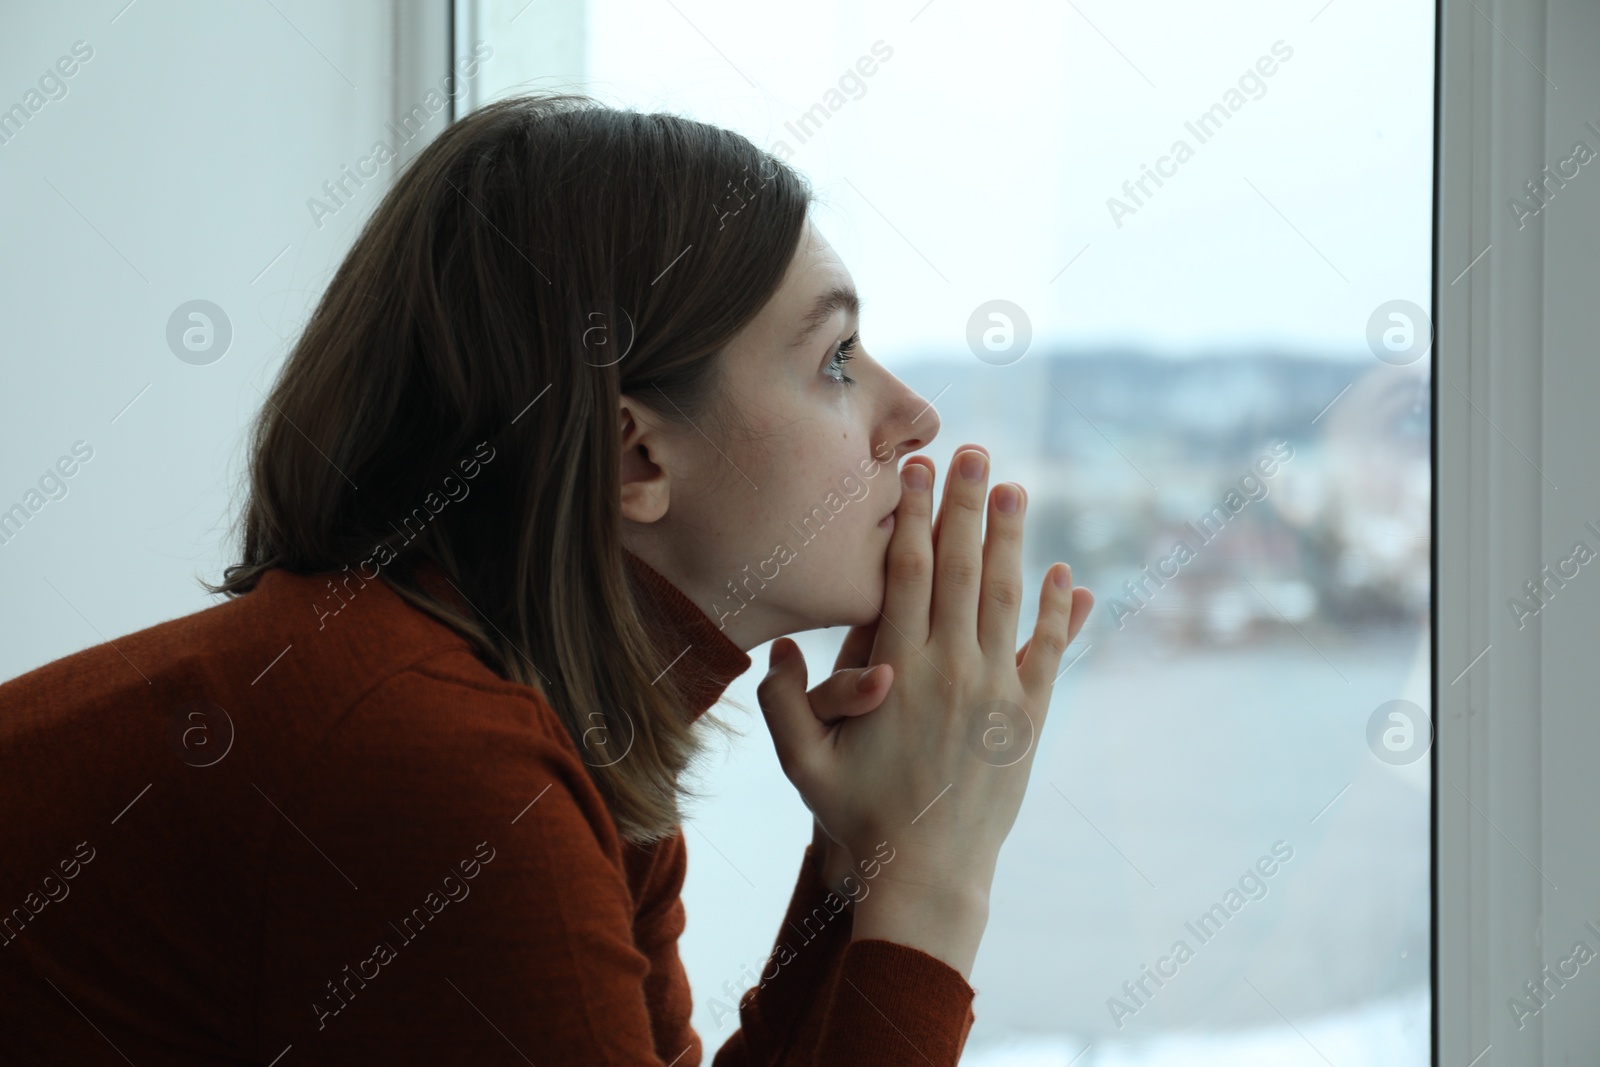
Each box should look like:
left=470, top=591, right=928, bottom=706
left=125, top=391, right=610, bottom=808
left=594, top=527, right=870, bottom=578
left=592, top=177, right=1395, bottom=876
left=759, top=444, right=1094, bottom=904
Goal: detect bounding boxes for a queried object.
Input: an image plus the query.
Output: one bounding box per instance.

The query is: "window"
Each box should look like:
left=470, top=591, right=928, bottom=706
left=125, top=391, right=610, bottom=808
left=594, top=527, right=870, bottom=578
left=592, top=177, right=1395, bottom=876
left=457, top=0, right=1440, bottom=1060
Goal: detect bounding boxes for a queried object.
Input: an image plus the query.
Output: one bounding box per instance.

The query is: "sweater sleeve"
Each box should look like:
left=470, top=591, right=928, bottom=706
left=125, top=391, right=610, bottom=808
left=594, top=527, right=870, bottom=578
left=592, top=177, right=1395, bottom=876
left=709, top=846, right=978, bottom=1067
left=701, top=841, right=852, bottom=1063
left=253, top=662, right=975, bottom=1065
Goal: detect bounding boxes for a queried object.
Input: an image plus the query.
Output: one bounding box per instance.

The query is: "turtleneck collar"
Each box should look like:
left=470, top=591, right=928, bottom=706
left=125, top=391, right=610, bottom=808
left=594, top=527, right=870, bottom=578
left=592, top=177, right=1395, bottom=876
left=409, top=552, right=752, bottom=723
left=621, top=548, right=753, bottom=721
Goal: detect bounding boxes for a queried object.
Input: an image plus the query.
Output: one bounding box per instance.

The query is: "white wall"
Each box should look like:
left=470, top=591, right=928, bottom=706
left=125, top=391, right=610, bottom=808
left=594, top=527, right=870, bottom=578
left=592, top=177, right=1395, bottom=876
left=0, top=1, right=461, bottom=680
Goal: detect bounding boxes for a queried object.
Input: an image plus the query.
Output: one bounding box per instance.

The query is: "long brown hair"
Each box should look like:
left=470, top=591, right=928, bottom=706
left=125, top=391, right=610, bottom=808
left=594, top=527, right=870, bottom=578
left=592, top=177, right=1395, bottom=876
left=207, top=92, right=813, bottom=845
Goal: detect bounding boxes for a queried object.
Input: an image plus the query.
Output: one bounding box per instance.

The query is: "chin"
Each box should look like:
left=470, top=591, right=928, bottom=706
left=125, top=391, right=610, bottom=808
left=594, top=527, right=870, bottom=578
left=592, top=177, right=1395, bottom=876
left=844, top=569, right=888, bottom=625
left=786, top=559, right=887, bottom=631
left=800, top=595, right=880, bottom=631
left=846, top=599, right=883, bottom=628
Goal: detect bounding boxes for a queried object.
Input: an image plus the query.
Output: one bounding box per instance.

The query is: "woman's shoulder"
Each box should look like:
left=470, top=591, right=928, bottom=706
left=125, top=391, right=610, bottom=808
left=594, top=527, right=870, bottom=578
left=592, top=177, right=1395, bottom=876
left=0, top=562, right=652, bottom=947
left=0, top=564, right=585, bottom=818
left=0, top=564, right=473, bottom=715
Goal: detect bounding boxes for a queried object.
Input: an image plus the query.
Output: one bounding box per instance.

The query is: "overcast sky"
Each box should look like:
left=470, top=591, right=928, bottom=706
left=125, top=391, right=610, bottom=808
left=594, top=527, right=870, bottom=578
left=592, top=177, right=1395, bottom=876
left=568, top=0, right=1436, bottom=362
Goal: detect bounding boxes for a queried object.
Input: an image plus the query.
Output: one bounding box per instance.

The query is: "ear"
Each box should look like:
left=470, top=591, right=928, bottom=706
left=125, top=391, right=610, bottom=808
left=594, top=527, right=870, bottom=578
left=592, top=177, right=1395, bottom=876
left=619, top=395, right=670, bottom=524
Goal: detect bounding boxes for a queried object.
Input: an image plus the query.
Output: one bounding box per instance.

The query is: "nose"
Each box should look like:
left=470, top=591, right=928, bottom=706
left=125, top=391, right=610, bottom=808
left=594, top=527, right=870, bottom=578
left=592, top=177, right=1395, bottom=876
left=888, top=376, right=941, bottom=456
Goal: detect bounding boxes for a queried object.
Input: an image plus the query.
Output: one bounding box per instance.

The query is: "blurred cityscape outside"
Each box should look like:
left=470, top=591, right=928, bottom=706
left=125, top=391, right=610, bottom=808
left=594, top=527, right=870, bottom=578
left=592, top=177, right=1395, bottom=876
left=682, top=347, right=1432, bottom=1065
left=912, top=349, right=1430, bottom=648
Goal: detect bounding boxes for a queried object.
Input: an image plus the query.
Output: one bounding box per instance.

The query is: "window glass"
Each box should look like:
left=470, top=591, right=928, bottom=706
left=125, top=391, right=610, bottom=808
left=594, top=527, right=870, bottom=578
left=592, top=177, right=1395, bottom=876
left=473, top=1, right=1435, bottom=1060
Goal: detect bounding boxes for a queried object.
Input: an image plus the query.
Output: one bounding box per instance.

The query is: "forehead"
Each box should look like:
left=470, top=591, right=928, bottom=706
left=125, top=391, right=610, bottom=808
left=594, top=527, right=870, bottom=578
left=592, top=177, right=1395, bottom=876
left=790, top=220, right=844, bottom=278
left=722, top=221, right=857, bottom=361
left=770, top=223, right=855, bottom=336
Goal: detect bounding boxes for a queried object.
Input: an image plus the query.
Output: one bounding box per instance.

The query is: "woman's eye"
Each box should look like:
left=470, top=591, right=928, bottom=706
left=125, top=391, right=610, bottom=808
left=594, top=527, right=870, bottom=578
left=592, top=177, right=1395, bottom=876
left=826, top=332, right=859, bottom=387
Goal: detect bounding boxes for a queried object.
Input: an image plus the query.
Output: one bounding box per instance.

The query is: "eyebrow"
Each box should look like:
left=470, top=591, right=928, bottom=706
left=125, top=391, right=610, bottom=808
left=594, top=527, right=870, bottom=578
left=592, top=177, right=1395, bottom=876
left=788, top=284, right=861, bottom=349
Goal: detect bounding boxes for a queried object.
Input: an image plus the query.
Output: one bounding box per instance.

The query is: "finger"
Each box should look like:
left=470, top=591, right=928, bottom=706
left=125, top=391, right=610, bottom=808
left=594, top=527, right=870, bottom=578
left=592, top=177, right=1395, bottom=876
left=833, top=619, right=880, bottom=673
left=755, top=639, right=829, bottom=792
left=1017, top=580, right=1093, bottom=671
left=809, top=663, right=895, bottom=726
left=1017, top=564, right=1080, bottom=705
left=929, top=443, right=988, bottom=549
left=931, top=447, right=990, bottom=648
left=977, top=481, right=1025, bottom=657
left=879, top=457, right=937, bottom=649
left=1067, top=585, right=1095, bottom=645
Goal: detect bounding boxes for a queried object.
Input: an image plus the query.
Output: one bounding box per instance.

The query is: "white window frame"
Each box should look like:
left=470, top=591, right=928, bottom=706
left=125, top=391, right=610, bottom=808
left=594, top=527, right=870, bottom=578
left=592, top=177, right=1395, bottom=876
left=1435, top=0, right=1600, bottom=1062
left=421, top=0, right=1600, bottom=1060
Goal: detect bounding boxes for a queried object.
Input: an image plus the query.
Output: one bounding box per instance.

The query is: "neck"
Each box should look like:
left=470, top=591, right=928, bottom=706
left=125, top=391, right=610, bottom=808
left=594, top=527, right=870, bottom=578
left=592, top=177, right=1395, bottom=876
left=620, top=549, right=755, bottom=720
left=620, top=541, right=773, bottom=653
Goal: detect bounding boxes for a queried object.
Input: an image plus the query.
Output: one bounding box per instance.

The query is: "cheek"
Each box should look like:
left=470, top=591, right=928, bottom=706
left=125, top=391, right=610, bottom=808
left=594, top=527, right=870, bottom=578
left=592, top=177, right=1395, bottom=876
left=728, top=396, right=888, bottom=616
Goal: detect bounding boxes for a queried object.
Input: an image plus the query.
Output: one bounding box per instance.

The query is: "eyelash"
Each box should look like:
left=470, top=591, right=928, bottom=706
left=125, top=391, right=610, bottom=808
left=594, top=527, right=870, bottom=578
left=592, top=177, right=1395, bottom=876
left=826, top=332, right=859, bottom=387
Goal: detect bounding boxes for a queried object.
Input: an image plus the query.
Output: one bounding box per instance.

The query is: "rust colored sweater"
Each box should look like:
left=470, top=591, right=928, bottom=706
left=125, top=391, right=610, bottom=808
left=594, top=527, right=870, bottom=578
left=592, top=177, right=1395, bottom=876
left=0, top=551, right=977, bottom=1064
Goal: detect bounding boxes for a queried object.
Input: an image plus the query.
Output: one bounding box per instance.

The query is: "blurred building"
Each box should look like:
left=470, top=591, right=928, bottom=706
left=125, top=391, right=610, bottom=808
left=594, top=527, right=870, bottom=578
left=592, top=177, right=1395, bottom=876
left=898, top=351, right=1431, bottom=647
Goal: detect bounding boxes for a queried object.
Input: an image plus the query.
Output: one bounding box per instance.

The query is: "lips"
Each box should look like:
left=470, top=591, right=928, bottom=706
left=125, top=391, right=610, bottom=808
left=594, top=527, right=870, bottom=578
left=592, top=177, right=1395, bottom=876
left=877, top=488, right=902, bottom=532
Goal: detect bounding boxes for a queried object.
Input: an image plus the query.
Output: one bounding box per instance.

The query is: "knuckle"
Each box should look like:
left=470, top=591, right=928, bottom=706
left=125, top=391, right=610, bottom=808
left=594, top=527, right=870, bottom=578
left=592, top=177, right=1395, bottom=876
left=987, top=576, right=1023, bottom=612
left=783, top=751, right=820, bottom=792
left=941, top=553, right=980, bottom=588
left=952, top=491, right=987, bottom=516
left=891, top=549, right=932, bottom=583
left=755, top=670, right=785, bottom=704
left=942, top=656, right=980, bottom=692
left=1032, top=621, right=1071, bottom=659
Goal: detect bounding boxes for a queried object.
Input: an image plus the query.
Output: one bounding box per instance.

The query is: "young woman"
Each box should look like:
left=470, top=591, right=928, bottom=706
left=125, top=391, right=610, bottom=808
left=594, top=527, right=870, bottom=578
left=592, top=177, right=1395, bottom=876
left=0, top=93, right=1091, bottom=1064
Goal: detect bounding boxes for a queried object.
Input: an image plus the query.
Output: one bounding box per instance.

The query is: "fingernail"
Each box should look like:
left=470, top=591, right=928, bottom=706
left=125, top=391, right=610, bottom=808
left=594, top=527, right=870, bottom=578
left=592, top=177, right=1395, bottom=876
left=902, top=464, right=930, bottom=491
left=856, top=666, right=883, bottom=692
left=995, top=484, right=1018, bottom=514
left=1052, top=565, right=1072, bottom=589
left=959, top=451, right=987, bottom=481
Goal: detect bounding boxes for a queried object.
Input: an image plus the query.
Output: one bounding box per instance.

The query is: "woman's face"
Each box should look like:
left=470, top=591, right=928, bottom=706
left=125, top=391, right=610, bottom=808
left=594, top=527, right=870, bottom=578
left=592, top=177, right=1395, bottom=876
left=620, top=218, right=946, bottom=652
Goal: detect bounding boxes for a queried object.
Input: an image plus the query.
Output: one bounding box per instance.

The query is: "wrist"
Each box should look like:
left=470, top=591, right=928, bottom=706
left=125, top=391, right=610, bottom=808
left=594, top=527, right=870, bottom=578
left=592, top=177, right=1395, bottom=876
left=849, top=878, right=990, bottom=981
left=861, top=874, right=992, bottom=920
left=814, top=843, right=862, bottom=906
